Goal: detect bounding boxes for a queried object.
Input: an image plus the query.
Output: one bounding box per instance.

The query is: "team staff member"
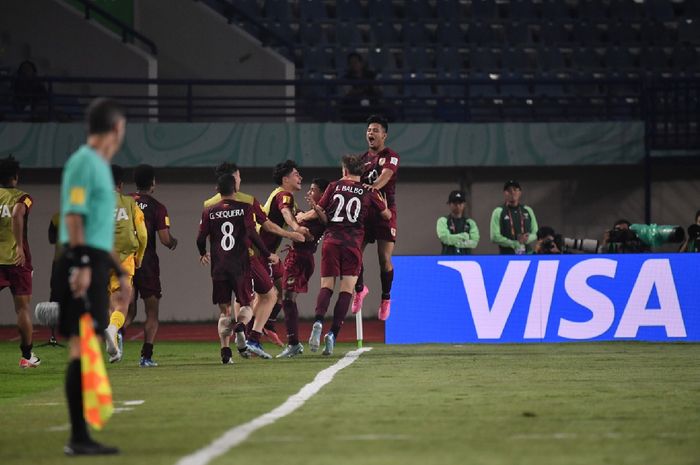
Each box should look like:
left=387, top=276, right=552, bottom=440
left=436, top=190, right=479, bottom=255
left=0, top=155, right=39, bottom=367
left=56, top=98, right=130, bottom=456
left=490, top=180, right=538, bottom=254
left=352, top=115, right=399, bottom=321
left=125, top=164, right=178, bottom=367
left=103, top=165, right=147, bottom=363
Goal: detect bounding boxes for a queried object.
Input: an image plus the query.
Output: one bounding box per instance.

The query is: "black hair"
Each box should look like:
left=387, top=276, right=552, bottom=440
left=537, top=226, right=556, bottom=240
left=86, top=97, right=125, bottom=135
left=111, top=164, right=124, bottom=186
left=614, top=219, right=631, bottom=229
left=366, top=114, right=388, bottom=133
left=695, top=210, right=700, bottom=222
left=272, top=160, right=298, bottom=186
left=311, top=177, right=330, bottom=193
left=0, top=154, right=20, bottom=186
left=342, top=154, right=363, bottom=176
left=215, top=162, right=238, bottom=179
left=217, top=174, right=236, bottom=196
left=134, top=164, right=155, bottom=190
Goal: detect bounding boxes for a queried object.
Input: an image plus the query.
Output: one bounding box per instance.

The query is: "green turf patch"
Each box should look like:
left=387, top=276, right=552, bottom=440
left=0, top=342, right=698, bottom=465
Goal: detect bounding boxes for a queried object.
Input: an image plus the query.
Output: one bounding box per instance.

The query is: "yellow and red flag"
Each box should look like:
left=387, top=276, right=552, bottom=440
left=79, top=313, right=114, bottom=430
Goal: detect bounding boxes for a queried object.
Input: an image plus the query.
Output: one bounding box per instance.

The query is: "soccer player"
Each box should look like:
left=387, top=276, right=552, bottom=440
left=203, top=162, right=304, bottom=361
left=123, top=164, right=178, bottom=367
left=352, top=115, right=399, bottom=321
left=0, top=155, right=39, bottom=368
left=197, top=174, right=279, bottom=361
left=103, top=165, right=147, bottom=363
left=57, top=97, right=129, bottom=455
left=259, top=160, right=311, bottom=342
left=276, top=177, right=329, bottom=358
left=308, top=155, right=390, bottom=356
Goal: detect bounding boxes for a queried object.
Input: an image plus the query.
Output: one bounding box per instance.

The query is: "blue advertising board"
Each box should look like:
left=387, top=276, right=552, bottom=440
left=386, top=254, right=700, bottom=344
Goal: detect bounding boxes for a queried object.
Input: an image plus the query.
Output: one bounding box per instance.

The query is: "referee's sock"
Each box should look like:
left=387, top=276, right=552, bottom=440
left=65, top=359, right=90, bottom=443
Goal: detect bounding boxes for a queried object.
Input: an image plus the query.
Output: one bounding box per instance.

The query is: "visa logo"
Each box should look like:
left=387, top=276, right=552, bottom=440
left=438, top=258, right=686, bottom=340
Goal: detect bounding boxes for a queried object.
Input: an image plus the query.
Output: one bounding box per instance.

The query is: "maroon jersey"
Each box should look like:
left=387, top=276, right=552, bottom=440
left=130, top=192, right=169, bottom=275
left=360, top=147, right=400, bottom=209
left=196, top=199, right=269, bottom=279
left=318, top=179, right=386, bottom=250
left=293, top=217, right=325, bottom=254
left=259, top=187, right=297, bottom=253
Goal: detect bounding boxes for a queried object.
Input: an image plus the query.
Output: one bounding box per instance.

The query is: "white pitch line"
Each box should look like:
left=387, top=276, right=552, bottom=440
left=176, top=347, right=372, bottom=465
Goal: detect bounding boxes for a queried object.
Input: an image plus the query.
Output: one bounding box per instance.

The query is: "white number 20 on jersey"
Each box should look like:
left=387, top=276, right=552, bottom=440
left=330, top=194, right=361, bottom=223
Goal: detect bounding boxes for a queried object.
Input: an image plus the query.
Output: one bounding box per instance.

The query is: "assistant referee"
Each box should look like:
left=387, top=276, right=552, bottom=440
left=56, top=98, right=131, bottom=456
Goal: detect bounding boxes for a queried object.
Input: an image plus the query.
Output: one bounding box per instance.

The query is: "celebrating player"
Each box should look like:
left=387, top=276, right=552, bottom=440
left=258, top=160, right=312, bottom=344
left=276, top=177, right=329, bottom=358
left=309, top=155, right=391, bottom=355
left=103, top=165, right=147, bottom=363
left=203, top=162, right=303, bottom=361
left=352, top=115, right=399, bottom=321
left=0, top=155, right=39, bottom=368
left=197, top=175, right=279, bottom=361
left=123, top=164, right=178, bottom=367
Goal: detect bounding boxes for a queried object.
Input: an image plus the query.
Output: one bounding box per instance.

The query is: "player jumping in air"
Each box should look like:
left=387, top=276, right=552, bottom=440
left=352, top=115, right=399, bottom=321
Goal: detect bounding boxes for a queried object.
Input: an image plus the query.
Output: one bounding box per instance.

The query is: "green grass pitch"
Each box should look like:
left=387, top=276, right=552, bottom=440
left=1, top=341, right=698, bottom=465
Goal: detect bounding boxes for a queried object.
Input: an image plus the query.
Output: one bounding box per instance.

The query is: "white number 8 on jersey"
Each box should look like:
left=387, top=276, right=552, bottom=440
left=221, top=221, right=236, bottom=251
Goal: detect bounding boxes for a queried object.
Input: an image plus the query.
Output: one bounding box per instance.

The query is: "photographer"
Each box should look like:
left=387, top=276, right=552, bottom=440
left=679, top=210, right=700, bottom=253
left=599, top=219, right=649, bottom=254
left=534, top=226, right=561, bottom=254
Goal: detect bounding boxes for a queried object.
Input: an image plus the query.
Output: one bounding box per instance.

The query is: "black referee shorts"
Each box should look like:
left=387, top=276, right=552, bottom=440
left=56, top=247, right=112, bottom=338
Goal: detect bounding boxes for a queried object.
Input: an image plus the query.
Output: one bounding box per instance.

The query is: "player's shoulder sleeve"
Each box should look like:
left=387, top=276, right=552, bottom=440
left=156, top=200, right=170, bottom=230
left=203, top=193, right=221, bottom=209
left=62, top=156, right=93, bottom=215
left=251, top=197, right=268, bottom=225
left=234, top=192, right=255, bottom=205
left=276, top=190, right=294, bottom=210
left=16, top=192, right=33, bottom=211
left=379, top=148, right=400, bottom=173
left=317, top=182, right=335, bottom=209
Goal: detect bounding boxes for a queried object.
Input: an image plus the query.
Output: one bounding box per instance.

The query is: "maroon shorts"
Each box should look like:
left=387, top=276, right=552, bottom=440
left=282, top=249, right=315, bottom=293
left=364, top=206, right=397, bottom=244
left=320, top=241, right=362, bottom=277
left=133, top=268, right=162, bottom=300
left=250, top=256, right=274, bottom=294
left=0, top=265, right=32, bottom=296
left=212, top=272, right=253, bottom=306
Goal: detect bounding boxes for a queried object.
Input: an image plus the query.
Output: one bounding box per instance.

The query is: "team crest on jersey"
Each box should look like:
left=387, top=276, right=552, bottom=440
left=287, top=277, right=295, bottom=285
left=390, top=157, right=398, bottom=165
left=379, top=158, right=385, bottom=166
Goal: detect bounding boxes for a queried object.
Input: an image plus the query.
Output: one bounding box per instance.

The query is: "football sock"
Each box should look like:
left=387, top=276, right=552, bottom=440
left=331, top=292, right=353, bottom=338
left=249, top=330, right=262, bottom=343
left=220, top=347, right=232, bottom=361
left=245, top=318, right=254, bottom=336
left=20, top=343, right=32, bottom=360
left=269, top=303, right=282, bottom=321
left=380, top=269, right=394, bottom=300
left=66, top=359, right=89, bottom=443
left=355, top=266, right=365, bottom=293
left=282, top=299, right=300, bottom=346
left=141, top=343, right=153, bottom=359
left=109, top=311, right=125, bottom=330
left=315, top=288, right=333, bottom=318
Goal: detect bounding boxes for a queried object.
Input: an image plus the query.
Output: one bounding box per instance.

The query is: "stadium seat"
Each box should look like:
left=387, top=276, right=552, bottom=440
left=640, top=21, right=676, bottom=46
left=470, top=0, right=499, bottom=20
left=502, top=47, right=536, bottom=71
left=608, top=0, right=645, bottom=20
left=678, top=20, right=700, bottom=44
left=264, top=0, right=291, bottom=21
left=404, top=71, right=433, bottom=98
left=499, top=72, right=533, bottom=98
left=603, top=47, right=638, bottom=73
left=403, top=46, right=432, bottom=71
left=608, top=22, right=639, bottom=45
left=336, top=0, right=363, bottom=19
left=367, top=47, right=398, bottom=72
left=536, top=47, right=567, bottom=72
left=671, top=45, right=699, bottom=74
left=467, top=22, right=498, bottom=46
left=266, top=22, right=294, bottom=43
left=304, top=46, right=334, bottom=71
left=402, top=22, right=430, bottom=46
left=436, top=70, right=466, bottom=98
left=573, top=0, right=608, bottom=21
left=469, top=47, right=502, bottom=72
left=538, top=22, right=571, bottom=46
left=571, top=22, right=604, bottom=46
left=436, top=0, right=463, bottom=20
left=369, top=21, right=400, bottom=45
left=571, top=47, right=603, bottom=72
left=435, top=47, right=464, bottom=72
left=645, top=0, right=676, bottom=21
left=367, top=0, right=394, bottom=19
left=404, top=0, right=434, bottom=19
left=335, top=21, right=363, bottom=46
left=437, top=22, right=465, bottom=46
left=540, top=0, right=571, bottom=20
left=640, top=47, right=671, bottom=73
left=235, top=0, right=260, bottom=17
left=299, top=0, right=328, bottom=21
left=299, top=22, right=328, bottom=45
left=505, top=22, right=534, bottom=46
left=468, top=73, right=500, bottom=99
left=507, top=0, right=538, bottom=20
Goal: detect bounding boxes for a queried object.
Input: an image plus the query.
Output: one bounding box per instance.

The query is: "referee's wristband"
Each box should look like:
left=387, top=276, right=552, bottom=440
left=69, top=246, right=91, bottom=268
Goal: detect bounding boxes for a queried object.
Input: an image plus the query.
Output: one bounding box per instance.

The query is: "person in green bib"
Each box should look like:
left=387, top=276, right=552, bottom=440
left=0, top=155, right=39, bottom=367
left=55, top=98, right=130, bottom=456
left=490, top=180, right=538, bottom=255
left=436, top=190, right=480, bottom=255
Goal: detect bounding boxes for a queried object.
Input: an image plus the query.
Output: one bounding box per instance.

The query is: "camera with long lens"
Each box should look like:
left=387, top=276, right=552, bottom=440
left=630, top=224, right=685, bottom=248
left=562, top=237, right=599, bottom=253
